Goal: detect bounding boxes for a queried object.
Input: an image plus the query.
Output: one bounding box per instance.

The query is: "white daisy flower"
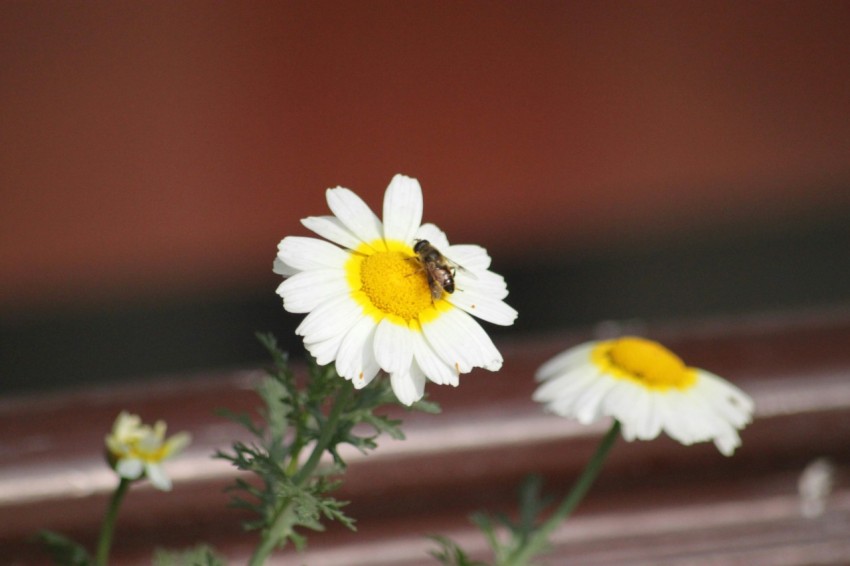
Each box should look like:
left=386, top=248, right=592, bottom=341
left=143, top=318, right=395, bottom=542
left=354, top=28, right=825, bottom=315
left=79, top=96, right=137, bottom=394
left=105, top=411, right=191, bottom=491
left=274, top=174, right=517, bottom=405
left=533, top=337, right=754, bottom=456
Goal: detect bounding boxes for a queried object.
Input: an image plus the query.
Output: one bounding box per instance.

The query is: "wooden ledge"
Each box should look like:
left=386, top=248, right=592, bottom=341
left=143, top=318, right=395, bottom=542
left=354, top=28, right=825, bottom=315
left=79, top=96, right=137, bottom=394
left=2, top=309, right=849, bottom=564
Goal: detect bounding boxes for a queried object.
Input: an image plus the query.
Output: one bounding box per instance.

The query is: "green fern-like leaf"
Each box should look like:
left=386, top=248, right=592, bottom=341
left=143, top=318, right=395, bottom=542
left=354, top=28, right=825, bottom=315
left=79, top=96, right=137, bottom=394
left=217, top=333, right=440, bottom=555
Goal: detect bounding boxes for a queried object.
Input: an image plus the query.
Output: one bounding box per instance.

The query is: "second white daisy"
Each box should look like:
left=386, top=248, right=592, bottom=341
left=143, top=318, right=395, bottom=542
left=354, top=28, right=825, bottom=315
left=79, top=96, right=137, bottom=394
left=533, top=337, right=754, bottom=455
left=275, top=174, right=517, bottom=405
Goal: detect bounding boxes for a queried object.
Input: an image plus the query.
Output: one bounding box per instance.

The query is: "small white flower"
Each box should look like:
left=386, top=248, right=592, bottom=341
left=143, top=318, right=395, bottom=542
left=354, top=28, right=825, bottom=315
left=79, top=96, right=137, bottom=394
left=275, top=174, right=517, bottom=405
left=798, top=458, right=835, bottom=518
left=105, top=412, right=191, bottom=491
left=533, top=337, right=754, bottom=456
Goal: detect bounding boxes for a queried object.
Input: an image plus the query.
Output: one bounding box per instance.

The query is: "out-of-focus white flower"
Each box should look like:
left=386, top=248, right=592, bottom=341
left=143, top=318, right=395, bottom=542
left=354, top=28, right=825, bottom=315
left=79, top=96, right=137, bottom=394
left=274, top=174, right=517, bottom=406
left=105, top=411, right=191, bottom=491
left=534, top=337, right=754, bottom=456
left=798, top=458, right=835, bottom=518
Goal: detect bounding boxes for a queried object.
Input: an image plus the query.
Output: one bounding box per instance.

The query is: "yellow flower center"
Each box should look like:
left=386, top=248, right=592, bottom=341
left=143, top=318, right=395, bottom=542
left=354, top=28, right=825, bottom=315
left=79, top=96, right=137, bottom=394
left=107, top=435, right=167, bottom=464
left=592, top=337, right=697, bottom=391
left=129, top=444, right=166, bottom=462
left=345, top=239, right=448, bottom=326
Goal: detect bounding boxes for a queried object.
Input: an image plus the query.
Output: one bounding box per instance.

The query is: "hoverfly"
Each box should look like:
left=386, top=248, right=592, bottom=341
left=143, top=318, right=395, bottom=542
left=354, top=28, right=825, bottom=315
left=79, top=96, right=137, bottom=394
left=412, top=239, right=457, bottom=300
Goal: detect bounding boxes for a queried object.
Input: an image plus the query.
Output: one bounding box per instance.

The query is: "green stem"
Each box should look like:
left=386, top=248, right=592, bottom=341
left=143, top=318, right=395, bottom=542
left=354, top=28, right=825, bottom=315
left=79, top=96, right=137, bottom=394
left=95, top=477, right=131, bottom=566
left=248, top=383, right=353, bottom=566
left=284, top=424, right=306, bottom=478
left=284, top=444, right=302, bottom=477
left=505, top=420, right=621, bottom=566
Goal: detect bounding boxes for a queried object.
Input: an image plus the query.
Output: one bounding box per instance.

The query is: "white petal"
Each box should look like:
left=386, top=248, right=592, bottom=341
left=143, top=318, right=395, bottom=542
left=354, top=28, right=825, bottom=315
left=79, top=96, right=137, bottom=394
left=326, top=187, right=383, bottom=244
left=714, top=431, right=742, bottom=456
left=653, top=394, right=684, bottom=443
left=354, top=369, right=380, bottom=389
left=382, top=174, right=423, bottom=243
left=696, top=382, right=750, bottom=430
left=303, top=307, right=363, bottom=366
left=686, top=389, right=730, bottom=440
left=277, top=236, right=350, bottom=271
left=277, top=269, right=349, bottom=313
left=535, top=343, right=596, bottom=382
left=390, top=364, right=426, bottom=406
left=373, top=318, right=414, bottom=374
left=573, top=376, right=618, bottom=424
left=145, top=463, right=172, bottom=491
left=447, top=287, right=517, bottom=326
left=414, top=223, right=451, bottom=250
left=663, top=391, right=712, bottom=446
left=273, top=256, right=299, bottom=277
left=622, top=388, right=662, bottom=441
left=301, top=215, right=363, bottom=250
left=445, top=244, right=491, bottom=271
left=335, top=315, right=381, bottom=388
left=116, top=458, right=144, bottom=480
left=411, top=331, right=459, bottom=386
left=163, top=433, right=191, bottom=458
left=699, top=370, right=755, bottom=421
left=457, top=269, right=509, bottom=299
left=551, top=369, right=605, bottom=416
left=534, top=365, right=602, bottom=414
left=532, top=372, right=571, bottom=404
left=684, top=386, right=743, bottom=448
left=421, top=309, right=502, bottom=373
left=295, top=294, right=362, bottom=343
left=304, top=332, right=347, bottom=366
left=137, top=431, right=161, bottom=453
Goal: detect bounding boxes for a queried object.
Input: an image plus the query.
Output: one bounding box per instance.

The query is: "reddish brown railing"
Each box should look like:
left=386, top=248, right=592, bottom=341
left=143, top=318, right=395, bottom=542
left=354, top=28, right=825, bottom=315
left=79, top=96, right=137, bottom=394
left=2, top=309, right=849, bottom=565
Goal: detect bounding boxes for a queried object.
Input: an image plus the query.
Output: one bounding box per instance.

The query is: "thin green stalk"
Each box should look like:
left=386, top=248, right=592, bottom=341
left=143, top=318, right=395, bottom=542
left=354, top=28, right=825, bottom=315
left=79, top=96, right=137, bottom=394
left=95, top=477, right=131, bottom=566
left=505, top=420, right=621, bottom=566
left=284, top=445, right=302, bottom=477
left=292, top=383, right=352, bottom=484
left=248, top=384, right=353, bottom=566
left=284, top=425, right=306, bottom=478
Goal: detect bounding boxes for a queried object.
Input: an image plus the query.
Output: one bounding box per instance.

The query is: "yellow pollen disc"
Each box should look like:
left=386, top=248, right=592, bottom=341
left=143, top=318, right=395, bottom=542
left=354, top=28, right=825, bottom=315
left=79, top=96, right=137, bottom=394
left=592, top=337, right=697, bottom=391
left=124, top=442, right=166, bottom=463
left=346, top=240, right=446, bottom=325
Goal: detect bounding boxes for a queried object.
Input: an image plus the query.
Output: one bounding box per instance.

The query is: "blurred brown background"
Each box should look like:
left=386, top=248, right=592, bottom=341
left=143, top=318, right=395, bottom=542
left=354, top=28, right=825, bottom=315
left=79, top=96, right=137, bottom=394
left=2, top=1, right=850, bottom=392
